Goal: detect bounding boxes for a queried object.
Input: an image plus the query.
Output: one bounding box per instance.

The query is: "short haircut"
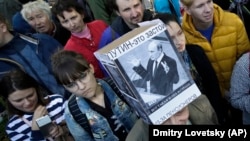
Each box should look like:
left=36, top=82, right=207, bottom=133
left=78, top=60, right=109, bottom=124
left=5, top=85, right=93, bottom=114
left=51, top=49, right=90, bottom=86
left=21, top=0, right=52, bottom=22
left=51, top=0, right=85, bottom=22
left=112, top=0, right=143, bottom=12
left=0, top=69, right=49, bottom=116
left=148, top=40, right=163, bottom=51
left=180, top=0, right=194, bottom=7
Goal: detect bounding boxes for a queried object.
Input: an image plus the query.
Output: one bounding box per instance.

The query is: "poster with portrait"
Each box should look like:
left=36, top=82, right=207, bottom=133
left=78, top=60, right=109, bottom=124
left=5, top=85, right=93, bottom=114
left=94, top=21, right=201, bottom=124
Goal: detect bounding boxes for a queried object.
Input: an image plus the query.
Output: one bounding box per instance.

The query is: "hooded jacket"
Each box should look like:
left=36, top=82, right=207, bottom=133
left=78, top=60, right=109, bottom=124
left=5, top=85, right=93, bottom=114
left=0, top=33, right=65, bottom=95
left=182, top=4, right=250, bottom=96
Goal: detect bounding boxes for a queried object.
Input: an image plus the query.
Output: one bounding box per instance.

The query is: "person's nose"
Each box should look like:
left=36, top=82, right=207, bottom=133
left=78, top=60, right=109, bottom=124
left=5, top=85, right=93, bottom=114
left=23, top=98, right=31, bottom=106
left=68, top=20, right=75, bottom=27
left=34, top=18, right=41, bottom=26
left=168, top=116, right=177, bottom=124
left=131, top=8, right=138, bottom=17
left=204, top=3, right=211, bottom=12
left=75, top=80, right=85, bottom=90
left=174, top=37, right=181, bottom=45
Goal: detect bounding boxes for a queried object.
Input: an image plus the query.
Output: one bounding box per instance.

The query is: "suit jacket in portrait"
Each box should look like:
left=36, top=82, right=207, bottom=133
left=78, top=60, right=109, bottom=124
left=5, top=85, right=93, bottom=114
left=133, top=53, right=179, bottom=95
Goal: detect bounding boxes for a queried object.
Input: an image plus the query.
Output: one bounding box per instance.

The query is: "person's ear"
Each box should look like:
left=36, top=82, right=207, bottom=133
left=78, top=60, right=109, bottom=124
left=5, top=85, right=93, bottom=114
left=183, top=6, right=191, bottom=15
left=89, top=64, right=95, bottom=74
left=115, top=10, right=121, bottom=16
left=81, top=13, right=85, bottom=19
left=0, top=23, right=7, bottom=33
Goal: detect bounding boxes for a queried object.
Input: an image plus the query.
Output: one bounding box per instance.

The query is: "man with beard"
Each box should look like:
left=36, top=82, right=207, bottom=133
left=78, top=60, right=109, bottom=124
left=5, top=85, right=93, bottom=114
left=98, top=0, right=154, bottom=48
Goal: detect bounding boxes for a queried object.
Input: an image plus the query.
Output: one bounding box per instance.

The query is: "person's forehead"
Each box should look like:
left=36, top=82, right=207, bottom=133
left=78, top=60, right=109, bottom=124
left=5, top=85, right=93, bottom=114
left=57, top=9, right=79, bottom=20
left=116, top=0, right=141, bottom=9
left=62, top=9, right=79, bottom=16
left=148, top=42, right=158, bottom=50
left=8, top=88, right=35, bottom=100
left=26, top=9, right=47, bottom=17
left=190, top=0, right=209, bottom=7
left=166, top=22, right=179, bottom=32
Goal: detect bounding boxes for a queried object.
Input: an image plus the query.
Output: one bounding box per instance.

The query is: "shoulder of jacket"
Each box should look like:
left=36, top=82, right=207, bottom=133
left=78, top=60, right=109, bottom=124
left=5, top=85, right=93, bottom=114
left=91, top=20, right=105, bottom=24
left=18, top=33, right=39, bottom=45
left=88, top=20, right=108, bottom=29
left=143, top=9, right=155, bottom=20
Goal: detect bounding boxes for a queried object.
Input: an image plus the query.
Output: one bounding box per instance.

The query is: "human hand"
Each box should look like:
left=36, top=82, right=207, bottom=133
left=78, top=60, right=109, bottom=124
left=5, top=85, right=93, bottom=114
left=161, top=61, right=169, bottom=74
left=49, top=123, right=64, bottom=139
left=128, top=56, right=141, bottom=67
left=111, top=115, right=123, bottom=131
left=32, top=105, right=48, bottom=130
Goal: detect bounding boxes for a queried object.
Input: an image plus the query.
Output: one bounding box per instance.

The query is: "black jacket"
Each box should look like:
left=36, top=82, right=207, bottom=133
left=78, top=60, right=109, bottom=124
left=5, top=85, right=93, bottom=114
left=186, top=44, right=226, bottom=124
left=110, top=9, right=154, bottom=36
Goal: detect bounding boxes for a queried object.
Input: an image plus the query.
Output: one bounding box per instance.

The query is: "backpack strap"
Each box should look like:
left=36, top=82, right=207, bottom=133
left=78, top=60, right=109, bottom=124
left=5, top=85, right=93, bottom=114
left=0, top=58, right=25, bottom=71
left=102, top=77, right=128, bottom=105
left=67, top=78, right=127, bottom=138
left=68, top=95, right=94, bottom=138
left=0, top=58, right=25, bottom=76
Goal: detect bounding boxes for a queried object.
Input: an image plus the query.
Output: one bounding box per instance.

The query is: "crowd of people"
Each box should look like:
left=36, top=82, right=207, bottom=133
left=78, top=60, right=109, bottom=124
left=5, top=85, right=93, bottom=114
left=0, top=0, right=250, bottom=140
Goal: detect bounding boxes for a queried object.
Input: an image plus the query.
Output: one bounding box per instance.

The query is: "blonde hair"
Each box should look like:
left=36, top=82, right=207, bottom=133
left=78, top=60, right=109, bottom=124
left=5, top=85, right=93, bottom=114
left=21, top=0, right=52, bottom=22
left=180, top=0, right=194, bottom=7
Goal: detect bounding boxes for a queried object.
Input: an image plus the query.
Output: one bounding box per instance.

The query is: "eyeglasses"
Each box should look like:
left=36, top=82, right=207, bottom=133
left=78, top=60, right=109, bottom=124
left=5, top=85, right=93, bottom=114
left=64, top=70, right=90, bottom=90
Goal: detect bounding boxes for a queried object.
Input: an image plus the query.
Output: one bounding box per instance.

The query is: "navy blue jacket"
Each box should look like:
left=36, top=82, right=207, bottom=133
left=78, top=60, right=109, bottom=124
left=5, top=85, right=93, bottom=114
left=0, top=32, right=65, bottom=96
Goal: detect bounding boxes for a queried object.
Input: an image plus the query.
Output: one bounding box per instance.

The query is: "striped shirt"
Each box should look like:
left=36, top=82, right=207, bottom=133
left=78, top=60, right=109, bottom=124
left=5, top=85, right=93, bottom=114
left=6, top=94, right=66, bottom=141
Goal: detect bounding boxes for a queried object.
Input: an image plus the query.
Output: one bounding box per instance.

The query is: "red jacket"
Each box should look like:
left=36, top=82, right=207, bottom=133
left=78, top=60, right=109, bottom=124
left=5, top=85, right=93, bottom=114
left=64, top=20, right=108, bottom=78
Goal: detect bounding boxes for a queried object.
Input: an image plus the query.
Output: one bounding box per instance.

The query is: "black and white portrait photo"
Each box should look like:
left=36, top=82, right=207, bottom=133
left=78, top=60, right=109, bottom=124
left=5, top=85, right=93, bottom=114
left=116, top=32, right=190, bottom=107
